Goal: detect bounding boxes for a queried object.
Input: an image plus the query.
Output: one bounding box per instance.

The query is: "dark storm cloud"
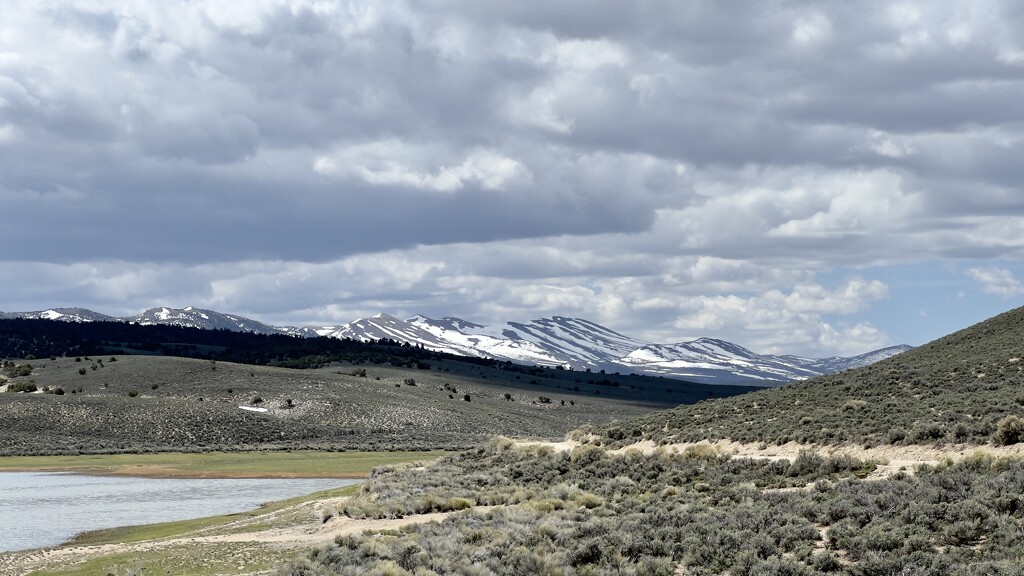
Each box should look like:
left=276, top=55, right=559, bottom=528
left=3, top=0, right=1023, bottom=264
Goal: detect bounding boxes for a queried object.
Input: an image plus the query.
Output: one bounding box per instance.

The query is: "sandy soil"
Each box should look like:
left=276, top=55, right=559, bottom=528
left=522, top=437, right=1024, bottom=481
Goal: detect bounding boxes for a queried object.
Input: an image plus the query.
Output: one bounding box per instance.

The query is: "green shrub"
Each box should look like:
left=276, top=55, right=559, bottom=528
left=444, top=497, right=474, bottom=511
left=996, top=415, right=1024, bottom=445
left=7, top=381, right=37, bottom=393
left=5, top=364, right=32, bottom=378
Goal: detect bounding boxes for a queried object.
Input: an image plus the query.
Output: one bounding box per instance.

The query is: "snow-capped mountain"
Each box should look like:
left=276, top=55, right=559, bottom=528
left=319, top=313, right=470, bottom=356
left=797, top=346, right=916, bottom=374
left=125, top=307, right=285, bottom=335
left=0, top=306, right=911, bottom=385
left=349, top=314, right=911, bottom=385
left=0, top=307, right=119, bottom=323
left=617, top=340, right=913, bottom=383
left=0, top=306, right=286, bottom=335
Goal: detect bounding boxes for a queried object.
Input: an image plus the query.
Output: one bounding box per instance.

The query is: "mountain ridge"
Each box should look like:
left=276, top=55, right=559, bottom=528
left=0, top=306, right=911, bottom=385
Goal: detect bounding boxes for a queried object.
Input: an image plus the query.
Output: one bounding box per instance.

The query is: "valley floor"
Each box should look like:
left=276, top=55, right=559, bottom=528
left=7, top=439, right=1024, bottom=575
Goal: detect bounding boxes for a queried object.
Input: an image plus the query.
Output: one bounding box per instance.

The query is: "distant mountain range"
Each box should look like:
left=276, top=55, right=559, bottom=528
left=0, top=306, right=911, bottom=385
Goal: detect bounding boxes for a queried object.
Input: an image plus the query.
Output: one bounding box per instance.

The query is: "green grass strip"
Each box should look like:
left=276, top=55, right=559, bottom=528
left=0, top=450, right=448, bottom=478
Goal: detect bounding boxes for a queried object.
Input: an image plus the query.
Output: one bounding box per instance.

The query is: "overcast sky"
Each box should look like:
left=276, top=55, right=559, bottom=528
left=2, top=1, right=1024, bottom=356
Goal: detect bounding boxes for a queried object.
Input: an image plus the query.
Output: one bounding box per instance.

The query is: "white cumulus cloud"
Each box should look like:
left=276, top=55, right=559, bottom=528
left=967, top=267, right=1024, bottom=298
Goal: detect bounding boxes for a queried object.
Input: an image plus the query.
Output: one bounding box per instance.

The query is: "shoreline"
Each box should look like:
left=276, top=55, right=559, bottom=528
left=0, top=466, right=369, bottom=479
left=0, top=473, right=364, bottom=568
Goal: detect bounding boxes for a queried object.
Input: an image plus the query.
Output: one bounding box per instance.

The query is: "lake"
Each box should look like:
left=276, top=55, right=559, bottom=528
left=0, top=472, right=358, bottom=553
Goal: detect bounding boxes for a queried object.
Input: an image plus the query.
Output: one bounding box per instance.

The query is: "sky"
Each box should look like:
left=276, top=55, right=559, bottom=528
left=2, top=1, right=1024, bottom=357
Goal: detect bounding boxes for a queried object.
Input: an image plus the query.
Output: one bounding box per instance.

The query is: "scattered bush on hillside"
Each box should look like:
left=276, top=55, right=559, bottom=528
left=3, top=363, right=32, bottom=378
left=7, top=381, right=37, bottom=393
left=997, top=415, right=1024, bottom=445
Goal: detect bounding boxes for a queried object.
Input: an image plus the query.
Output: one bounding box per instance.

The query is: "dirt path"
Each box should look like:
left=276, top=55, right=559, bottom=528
left=519, top=437, right=1024, bottom=478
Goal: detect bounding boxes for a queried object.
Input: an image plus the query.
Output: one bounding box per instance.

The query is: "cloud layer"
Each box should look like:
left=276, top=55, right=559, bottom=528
left=2, top=1, right=1023, bottom=355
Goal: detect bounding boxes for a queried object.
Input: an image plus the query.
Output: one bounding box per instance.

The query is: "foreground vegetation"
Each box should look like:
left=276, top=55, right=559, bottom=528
left=594, top=306, right=1024, bottom=448
left=284, top=441, right=1024, bottom=575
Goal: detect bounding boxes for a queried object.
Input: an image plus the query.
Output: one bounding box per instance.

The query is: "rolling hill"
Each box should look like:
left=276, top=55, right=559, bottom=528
left=0, top=323, right=756, bottom=456
left=595, top=303, right=1024, bottom=448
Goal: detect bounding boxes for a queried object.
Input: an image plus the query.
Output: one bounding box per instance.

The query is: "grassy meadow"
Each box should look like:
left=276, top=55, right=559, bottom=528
left=0, top=450, right=448, bottom=478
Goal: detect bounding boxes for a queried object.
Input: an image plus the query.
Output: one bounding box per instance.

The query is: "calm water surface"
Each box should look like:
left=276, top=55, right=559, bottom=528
left=0, top=472, right=358, bottom=553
